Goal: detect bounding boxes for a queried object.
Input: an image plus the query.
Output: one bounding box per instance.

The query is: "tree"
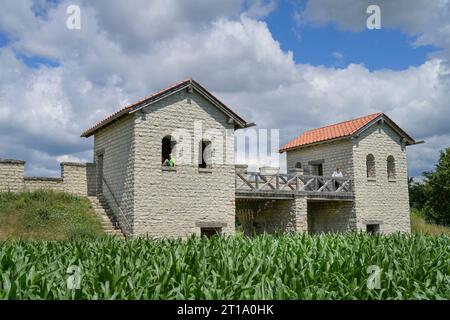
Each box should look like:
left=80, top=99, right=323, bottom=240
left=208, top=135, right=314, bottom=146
left=423, top=148, right=450, bottom=226
left=408, top=177, right=425, bottom=210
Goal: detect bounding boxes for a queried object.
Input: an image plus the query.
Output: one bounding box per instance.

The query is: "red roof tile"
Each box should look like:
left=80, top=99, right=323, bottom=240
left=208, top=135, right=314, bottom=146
left=280, top=113, right=383, bottom=152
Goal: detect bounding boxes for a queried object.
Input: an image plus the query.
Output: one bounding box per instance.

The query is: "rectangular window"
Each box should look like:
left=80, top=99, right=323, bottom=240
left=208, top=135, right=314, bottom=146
left=308, top=160, right=324, bottom=176
left=200, top=227, right=221, bottom=238
left=366, top=224, right=380, bottom=234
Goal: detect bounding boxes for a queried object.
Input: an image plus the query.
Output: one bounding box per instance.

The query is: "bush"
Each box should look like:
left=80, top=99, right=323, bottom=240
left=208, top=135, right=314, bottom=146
left=423, top=148, right=450, bottom=226
left=408, top=178, right=426, bottom=209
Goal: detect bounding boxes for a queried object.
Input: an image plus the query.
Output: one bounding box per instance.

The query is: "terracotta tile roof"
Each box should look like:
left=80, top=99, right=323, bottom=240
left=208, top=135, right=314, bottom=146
left=280, top=113, right=383, bottom=152
left=81, top=78, right=248, bottom=137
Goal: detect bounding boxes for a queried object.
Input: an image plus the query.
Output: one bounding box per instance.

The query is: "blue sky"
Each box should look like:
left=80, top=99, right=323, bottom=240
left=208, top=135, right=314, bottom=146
left=0, top=32, right=60, bottom=68
left=0, top=0, right=449, bottom=177
left=0, top=33, right=10, bottom=48
left=4, top=0, right=439, bottom=72
left=264, top=0, right=438, bottom=71
left=16, top=53, right=61, bottom=68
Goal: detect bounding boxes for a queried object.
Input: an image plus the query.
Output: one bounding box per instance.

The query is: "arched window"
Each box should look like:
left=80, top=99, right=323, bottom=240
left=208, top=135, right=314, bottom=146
left=366, top=154, right=376, bottom=179
left=387, top=155, right=396, bottom=180
left=295, top=162, right=302, bottom=169
left=199, top=139, right=212, bottom=169
left=162, top=135, right=176, bottom=165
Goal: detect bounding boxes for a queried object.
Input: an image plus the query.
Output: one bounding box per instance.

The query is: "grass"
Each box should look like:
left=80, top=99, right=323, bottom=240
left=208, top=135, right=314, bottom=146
left=0, top=233, right=449, bottom=300
left=411, top=209, right=450, bottom=236
left=0, top=190, right=105, bottom=241
left=0, top=192, right=448, bottom=299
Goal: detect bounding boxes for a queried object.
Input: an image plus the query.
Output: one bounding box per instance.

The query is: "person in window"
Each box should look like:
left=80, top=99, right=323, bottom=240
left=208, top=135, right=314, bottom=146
left=332, top=167, right=343, bottom=190
left=162, top=154, right=175, bottom=167
left=332, top=167, right=343, bottom=178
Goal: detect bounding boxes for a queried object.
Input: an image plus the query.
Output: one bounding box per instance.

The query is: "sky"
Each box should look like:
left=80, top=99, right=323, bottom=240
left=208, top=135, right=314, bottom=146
left=0, top=0, right=449, bottom=178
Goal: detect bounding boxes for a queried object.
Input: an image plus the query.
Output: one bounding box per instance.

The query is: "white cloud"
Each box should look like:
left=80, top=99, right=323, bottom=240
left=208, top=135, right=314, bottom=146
left=0, top=0, right=448, bottom=179
left=243, top=0, right=278, bottom=19
left=302, top=0, right=450, bottom=59
left=332, top=52, right=344, bottom=60
left=56, top=154, right=89, bottom=163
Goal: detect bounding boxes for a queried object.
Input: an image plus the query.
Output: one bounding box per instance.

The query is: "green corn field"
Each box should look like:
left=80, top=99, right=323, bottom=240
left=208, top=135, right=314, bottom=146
left=0, top=233, right=449, bottom=300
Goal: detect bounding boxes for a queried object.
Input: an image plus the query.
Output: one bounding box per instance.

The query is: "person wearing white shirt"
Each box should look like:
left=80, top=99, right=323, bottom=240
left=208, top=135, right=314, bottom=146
left=332, top=167, right=343, bottom=190
left=332, top=167, right=343, bottom=177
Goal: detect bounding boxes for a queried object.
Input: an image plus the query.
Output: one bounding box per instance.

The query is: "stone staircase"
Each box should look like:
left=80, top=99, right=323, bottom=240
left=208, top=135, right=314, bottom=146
left=88, top=195, right=125, bottom=238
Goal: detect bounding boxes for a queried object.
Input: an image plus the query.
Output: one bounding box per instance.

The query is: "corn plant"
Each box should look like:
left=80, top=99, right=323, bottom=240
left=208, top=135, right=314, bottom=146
left=0, top=233, right=449, bottom=299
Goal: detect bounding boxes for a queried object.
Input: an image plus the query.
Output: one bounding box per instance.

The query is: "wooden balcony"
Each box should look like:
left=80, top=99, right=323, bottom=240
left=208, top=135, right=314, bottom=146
left=235, top=172, right=354, bottom=201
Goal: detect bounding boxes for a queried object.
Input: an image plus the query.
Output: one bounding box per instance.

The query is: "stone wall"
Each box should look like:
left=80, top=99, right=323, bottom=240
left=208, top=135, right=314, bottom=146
left=285, top=121, right=411, bottom=234
left=286, top=139, right=354, bottom=177
left=132, top=90, right=236, bottom=238
left=24, top=177, right=64, bottom=193
left=0, top=160, right=25, bottom=192
left=352, top=122, right=411, bottom=233
left=0, top=159, right=96, bottom=196
left=93, top=114, right=136, bottom=236
left=307, top=201, right=356, bottom=233
left=236, top=196, right=307, bottom=235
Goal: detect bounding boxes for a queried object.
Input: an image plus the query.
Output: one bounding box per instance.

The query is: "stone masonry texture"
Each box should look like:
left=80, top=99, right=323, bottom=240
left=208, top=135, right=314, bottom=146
left=93, top=114, right=136, bottom=236
left=285, top=121, right=411, bottom=234
left=0, top=160, right=96, bottom=195
left=352, top=122, right=411, bottom=233
left=132, top=90, right=236, bottom=237
left=1, top=94, right=412, bottom=237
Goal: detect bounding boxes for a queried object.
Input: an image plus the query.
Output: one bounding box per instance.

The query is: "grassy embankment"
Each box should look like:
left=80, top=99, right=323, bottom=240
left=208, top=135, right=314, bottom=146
left=0, top=190, right=104, bottom=241
left=410, top=208, right=450, bottom=236
left=1, top=190, right=449, bottom=239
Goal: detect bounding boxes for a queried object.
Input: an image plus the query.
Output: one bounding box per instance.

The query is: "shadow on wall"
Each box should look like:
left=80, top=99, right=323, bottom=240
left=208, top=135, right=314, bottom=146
left=236, top=199, right=298, bottom=235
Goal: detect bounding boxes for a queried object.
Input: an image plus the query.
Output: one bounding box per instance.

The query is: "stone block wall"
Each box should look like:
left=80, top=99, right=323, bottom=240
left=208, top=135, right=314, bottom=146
left=285, top=120, right=412, bottom=234
left=236, top=196, right=307, bottom=235
left=307, top=201, right=356, bottom=233
left=286, top=139, right=354, bottom=177
left=24, top=177, right=64, bottom=193
left=61, top=162, right=92, bottom=195
left=352, top=122, right=411, bottom=233
left=0, top=159, right=96, bottom=196
left=93, top=114, right=136, bottom=235
left=0, top=160, right=26, bottom=192
left=86, top=163, right=97, bottom=196
left=133, top=90, right=236, bottom=238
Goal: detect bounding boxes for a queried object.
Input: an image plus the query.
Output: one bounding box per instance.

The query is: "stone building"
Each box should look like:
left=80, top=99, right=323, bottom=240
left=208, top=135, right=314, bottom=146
left=80, top=79, right=251, bottom=237
left=0, top=79, right=420, bottom=237
left=237, top=112, right=418, bottom=234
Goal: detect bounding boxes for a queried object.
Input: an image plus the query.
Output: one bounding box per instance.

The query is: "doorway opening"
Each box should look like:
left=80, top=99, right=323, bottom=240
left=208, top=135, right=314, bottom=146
left=366, top=224, right=380, bottom=234
left=312, top=163, right=323, bottom=176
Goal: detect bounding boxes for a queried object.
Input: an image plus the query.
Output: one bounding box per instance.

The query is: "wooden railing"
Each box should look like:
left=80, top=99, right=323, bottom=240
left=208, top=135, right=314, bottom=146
left=235, top=172, right=353, bottom=198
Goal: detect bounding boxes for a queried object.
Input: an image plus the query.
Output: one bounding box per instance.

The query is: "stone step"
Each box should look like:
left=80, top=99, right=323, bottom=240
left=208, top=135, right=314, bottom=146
left=88, top=195, right=125, bottom=238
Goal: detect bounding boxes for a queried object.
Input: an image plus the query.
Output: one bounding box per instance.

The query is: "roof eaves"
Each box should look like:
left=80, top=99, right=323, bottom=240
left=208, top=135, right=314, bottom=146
left=354, top=113, right=416, bottom=145
left=128, top=80, right=192, bottom=115
left=279, top=135, right=352, bottom=153
left=128, top=80, right=248, bottom=128
left=81, top=79, right=192, bottom=138
left=190, top=80, right=247, bottom=128
left=81, top=78, right=249, bottom=137
left=80, top=107, right=131, bottom=138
